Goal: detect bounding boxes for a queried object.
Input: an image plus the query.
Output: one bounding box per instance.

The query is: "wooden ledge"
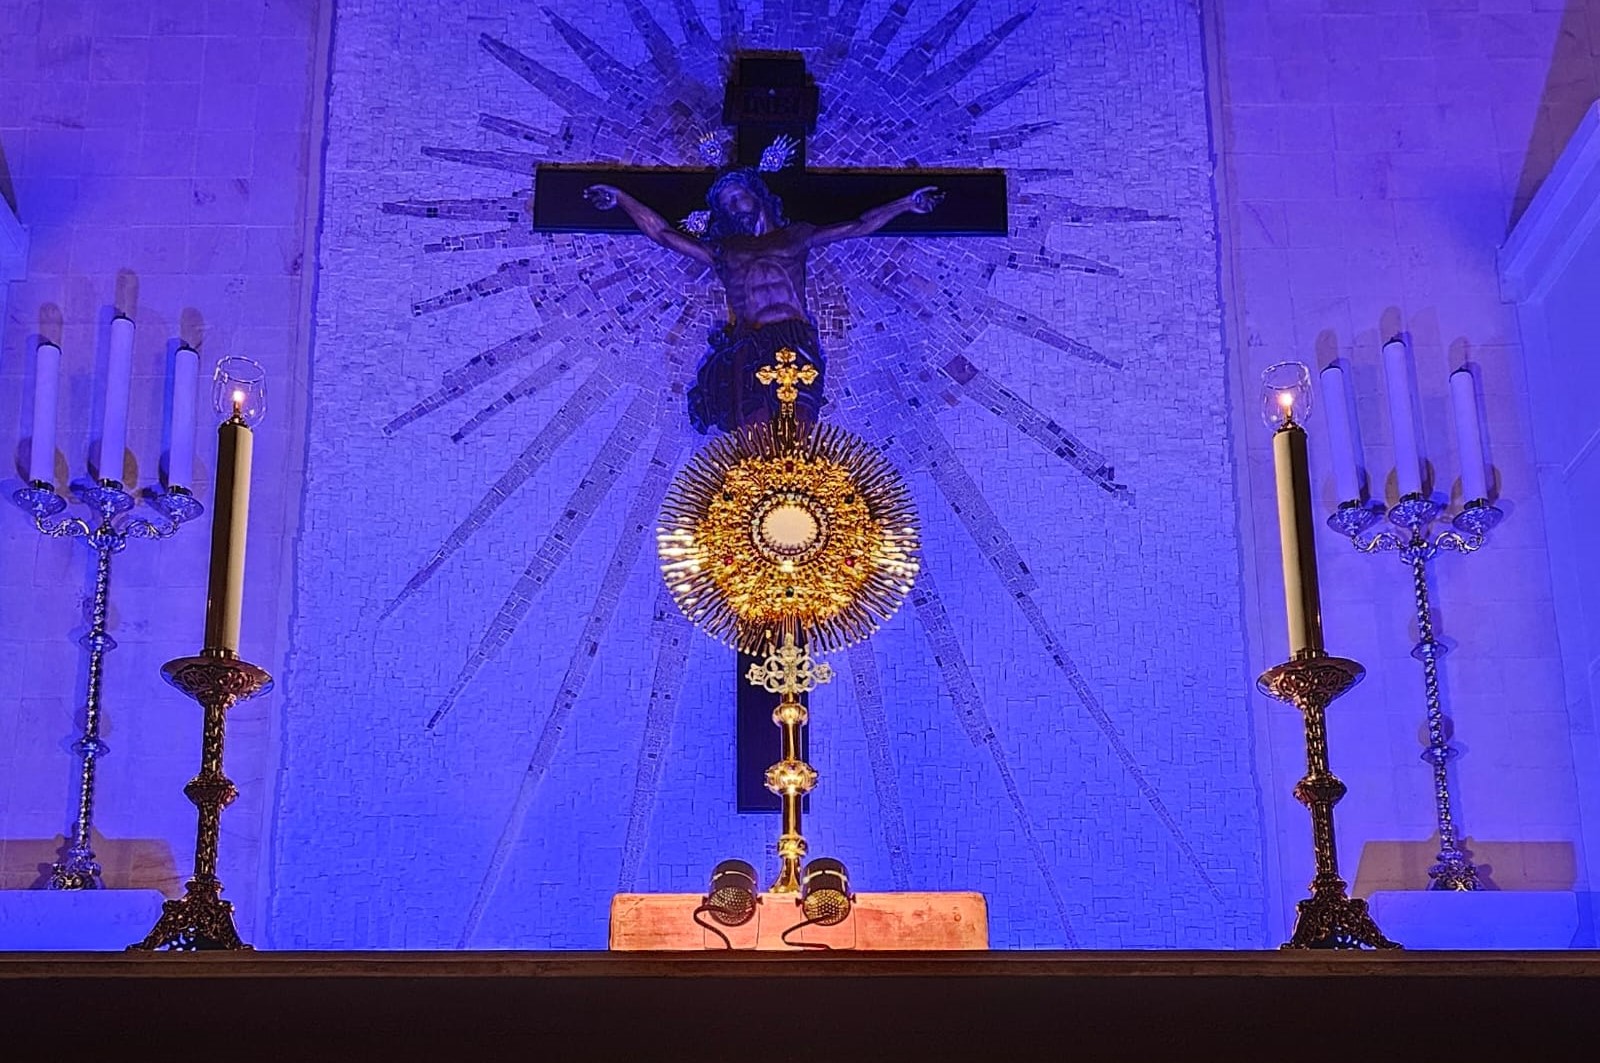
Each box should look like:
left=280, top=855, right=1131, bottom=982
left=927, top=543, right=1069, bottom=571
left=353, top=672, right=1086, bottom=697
left=2, top=951, right=1597, bottom=1060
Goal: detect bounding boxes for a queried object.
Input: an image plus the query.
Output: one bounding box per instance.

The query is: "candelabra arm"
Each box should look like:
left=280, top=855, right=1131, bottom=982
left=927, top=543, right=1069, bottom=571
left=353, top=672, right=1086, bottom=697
left=120, top=515, right=182, bottom=541
left=1351, top=529, right=1405, bottom=554
left=1432, top=529, right=1486, bottom=555
left=33, top=511, right=94, bottom=540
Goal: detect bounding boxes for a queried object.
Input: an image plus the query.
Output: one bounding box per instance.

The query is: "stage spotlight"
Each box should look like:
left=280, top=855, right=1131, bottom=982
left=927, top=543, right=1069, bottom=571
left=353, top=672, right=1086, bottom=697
left=800, top=857, right=851, bottom=926
left=704, top=859, right=760, bottom=927
left=692, top=858, right=760, bottom=949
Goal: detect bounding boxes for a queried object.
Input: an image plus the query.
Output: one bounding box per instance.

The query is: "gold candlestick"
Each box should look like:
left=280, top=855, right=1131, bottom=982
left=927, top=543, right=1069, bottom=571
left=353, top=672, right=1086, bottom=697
left=1258, top=657, right=1397, bottom=949
left=129, top=655, right=270, bottom=951
left=132, top=357, right=270, bottom=951
left=1259, top=363, right=1398, bottom=950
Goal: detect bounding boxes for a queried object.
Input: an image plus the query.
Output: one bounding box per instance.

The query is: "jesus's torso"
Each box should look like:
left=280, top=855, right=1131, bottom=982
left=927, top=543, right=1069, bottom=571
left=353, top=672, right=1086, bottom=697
left=712, top=223, right=816, bottom=327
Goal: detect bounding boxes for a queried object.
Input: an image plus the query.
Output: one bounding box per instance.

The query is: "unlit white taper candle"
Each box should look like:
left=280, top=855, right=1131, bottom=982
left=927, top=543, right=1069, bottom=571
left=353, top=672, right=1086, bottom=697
left=1381, top=339, right=1423, bottom=496
left=168, top=346, right=199, bottom=490
left=1449, top=368, right=1488, bottom=502
left=1318, top=364, right=1362, bottom=502
left=29, top=341, right=61, bottom=484
left=100, top=314, right=135, bottom=484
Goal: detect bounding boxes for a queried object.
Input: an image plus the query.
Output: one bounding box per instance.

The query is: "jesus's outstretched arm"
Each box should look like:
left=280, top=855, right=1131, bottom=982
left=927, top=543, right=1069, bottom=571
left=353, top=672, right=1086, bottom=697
left=585, top=184, right=714, bottom=265
left=809, top=186, right=943, bottom=246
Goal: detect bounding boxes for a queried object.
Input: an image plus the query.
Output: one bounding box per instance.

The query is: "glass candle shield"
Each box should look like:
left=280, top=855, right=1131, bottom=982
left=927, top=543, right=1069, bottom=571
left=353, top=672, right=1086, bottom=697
left=1261, top=361, right=1313, bottom=430
left=213, top=357, right=267, bottom=426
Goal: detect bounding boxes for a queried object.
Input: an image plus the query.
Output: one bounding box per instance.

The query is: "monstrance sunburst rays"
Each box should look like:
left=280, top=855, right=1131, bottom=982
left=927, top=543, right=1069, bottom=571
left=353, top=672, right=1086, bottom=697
left=658, top=419, right=920, bottom=654
left=378, top=0, right=1215, bottom=945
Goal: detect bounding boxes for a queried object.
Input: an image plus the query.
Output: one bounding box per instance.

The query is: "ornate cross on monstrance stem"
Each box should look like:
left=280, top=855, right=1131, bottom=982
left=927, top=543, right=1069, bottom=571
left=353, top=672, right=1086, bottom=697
left=537, top=53, right=1005, bottom=811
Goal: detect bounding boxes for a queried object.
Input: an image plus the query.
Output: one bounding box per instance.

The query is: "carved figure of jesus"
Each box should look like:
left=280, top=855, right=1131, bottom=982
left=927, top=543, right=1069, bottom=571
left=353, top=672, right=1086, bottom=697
left=586, top=171, right=940, bottom=433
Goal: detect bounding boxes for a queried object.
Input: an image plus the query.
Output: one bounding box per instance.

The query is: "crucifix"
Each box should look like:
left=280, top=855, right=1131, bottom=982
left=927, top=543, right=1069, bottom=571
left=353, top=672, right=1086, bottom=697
left=531, top=52, right=1007, bottom=812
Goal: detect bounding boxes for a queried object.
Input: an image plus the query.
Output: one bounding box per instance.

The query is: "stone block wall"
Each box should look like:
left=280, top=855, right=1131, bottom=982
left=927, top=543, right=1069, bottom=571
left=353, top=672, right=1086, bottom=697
left=270, top=0, right=1266, bottom=949
left=1, top=0, right=1592, bottom=951
left=1210, top=0, right=1600, bottom=939
left=0, top=0, right=323, bottom=939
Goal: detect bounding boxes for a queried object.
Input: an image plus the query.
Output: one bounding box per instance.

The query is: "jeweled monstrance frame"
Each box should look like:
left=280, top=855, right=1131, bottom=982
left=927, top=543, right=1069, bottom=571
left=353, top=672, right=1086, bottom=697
left=659, top=352, right=920, bottom=890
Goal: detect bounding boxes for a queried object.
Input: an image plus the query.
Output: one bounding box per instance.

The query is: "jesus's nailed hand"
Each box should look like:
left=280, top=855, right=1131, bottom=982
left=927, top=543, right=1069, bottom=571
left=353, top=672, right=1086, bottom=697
left=909, top=186, right=943, bottom=214
left=585, top=185, right=619, bottom=210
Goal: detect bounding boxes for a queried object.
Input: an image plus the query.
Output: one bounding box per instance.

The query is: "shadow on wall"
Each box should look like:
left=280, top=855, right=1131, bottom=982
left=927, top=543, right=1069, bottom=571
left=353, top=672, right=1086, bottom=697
left=1334, top=307, right=1508, bottom=508
left=11, top=302, right=61, bottom=483
left=0, top=137, right=14, bottom=215
left=1354, top=837, right=1576, bottom=893
left=12, top=274, right=150, bottom=483
left=1511, top=0, right=1600, bottom=231
left=0, top=833, right=180, bottom=893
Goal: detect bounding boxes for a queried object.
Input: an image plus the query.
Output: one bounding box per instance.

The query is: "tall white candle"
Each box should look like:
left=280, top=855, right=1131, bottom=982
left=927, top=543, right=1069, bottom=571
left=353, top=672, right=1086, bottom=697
left=1449, top=368, right=1489, bottom=502
left=1273, top=421, right=1325, bottom=658
left=168, top=346, right=200, bottom=490
left=203, top=408, right=253, bottom=657
left=29, top=342, right=61, bottom=485
left=100, top=314, right=135, bottom=484
left=1318, top=364, right=1363, bottom=502
left=1381, top=339, right=1423, bottom=496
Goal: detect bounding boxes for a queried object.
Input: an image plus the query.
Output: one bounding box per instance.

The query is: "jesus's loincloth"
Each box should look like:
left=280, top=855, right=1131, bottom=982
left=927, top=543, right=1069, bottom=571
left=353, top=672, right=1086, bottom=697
left=686, top=318, right=826, bottom=434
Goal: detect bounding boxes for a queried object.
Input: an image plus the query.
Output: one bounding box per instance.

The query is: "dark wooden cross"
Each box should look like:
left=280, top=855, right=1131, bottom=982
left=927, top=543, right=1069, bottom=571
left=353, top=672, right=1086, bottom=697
left=532, top=53, right=1007, bottom=236
left=530, top=53, right=1008, bottom=812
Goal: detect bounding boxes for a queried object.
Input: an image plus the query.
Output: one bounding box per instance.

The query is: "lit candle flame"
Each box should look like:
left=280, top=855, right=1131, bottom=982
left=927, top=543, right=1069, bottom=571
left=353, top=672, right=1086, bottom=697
left=1277, top=391, right=1295, bottom=421
left=232, top=388, right=246, bottom=418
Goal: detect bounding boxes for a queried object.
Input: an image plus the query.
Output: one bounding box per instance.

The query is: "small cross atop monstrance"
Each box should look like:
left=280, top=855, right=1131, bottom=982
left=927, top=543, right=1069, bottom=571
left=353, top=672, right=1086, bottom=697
left=657, top=349, right=920, bottom=904
left=754, top=348, right=818, bottom=406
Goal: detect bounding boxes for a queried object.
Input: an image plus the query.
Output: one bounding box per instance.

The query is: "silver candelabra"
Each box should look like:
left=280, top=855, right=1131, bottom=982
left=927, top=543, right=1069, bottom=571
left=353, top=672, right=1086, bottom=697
left=11, top=478, right=203, bottom=889
left=1328, top=494, right=1501, bottom=890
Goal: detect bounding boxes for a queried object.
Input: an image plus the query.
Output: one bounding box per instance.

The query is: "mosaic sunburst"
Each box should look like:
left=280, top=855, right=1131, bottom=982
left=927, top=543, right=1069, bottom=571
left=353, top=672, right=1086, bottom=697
left=378, top=0, right=1220, bottom=947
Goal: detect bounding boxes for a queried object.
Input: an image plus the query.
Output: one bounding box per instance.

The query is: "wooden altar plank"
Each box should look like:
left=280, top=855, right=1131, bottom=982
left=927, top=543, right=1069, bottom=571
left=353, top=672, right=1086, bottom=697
left=609, top=891, right=988, bottom=950
left=3, top=952, right=1599, bottom=1061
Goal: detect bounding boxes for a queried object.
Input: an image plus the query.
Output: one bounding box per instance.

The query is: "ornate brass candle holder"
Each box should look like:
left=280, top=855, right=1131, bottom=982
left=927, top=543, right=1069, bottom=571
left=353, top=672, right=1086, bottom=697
left=1324, top=351, right=1500, bottom=891
left=129, top=654, right=271, bottom=951
left=1259, top=656, right=1399, bottom=949
left=1260, top=363, right=1398, bottom=950
left=132, top=358, right=269, bottom=951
